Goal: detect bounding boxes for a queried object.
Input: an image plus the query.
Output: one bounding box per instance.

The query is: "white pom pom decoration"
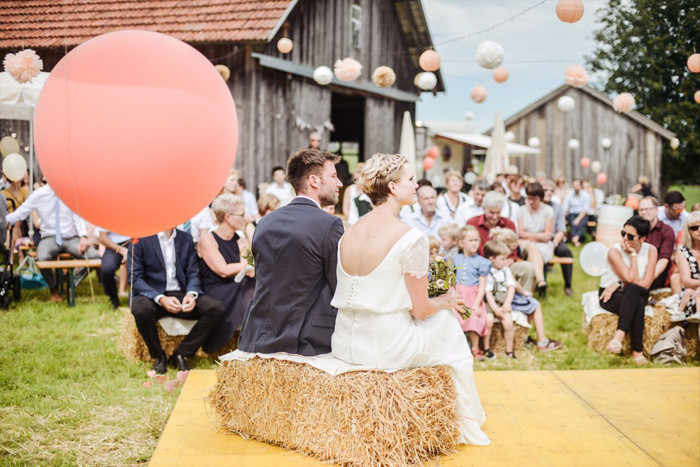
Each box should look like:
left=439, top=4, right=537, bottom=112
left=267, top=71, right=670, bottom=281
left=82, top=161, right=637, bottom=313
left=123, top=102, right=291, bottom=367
left=528, top=137, right=541, bottom=148
left=505, top=131, right=516, bottom=142
left=557, top=96, right=576, bottom=112
left=568, top=139, right=580, bottom=150
left=313, top=66, right=334, bottom=85
left=601, top=137, right=612, bottom=149
left=465, top=111, right=475, bottom=121
left=591, top=160, right=602, bottom=173
left=476, top=41, right=504, bottom=70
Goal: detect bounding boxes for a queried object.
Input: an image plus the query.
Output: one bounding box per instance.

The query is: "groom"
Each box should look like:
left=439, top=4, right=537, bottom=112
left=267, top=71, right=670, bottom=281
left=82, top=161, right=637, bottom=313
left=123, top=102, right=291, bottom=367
left=238, top=149, right=344, bottom=356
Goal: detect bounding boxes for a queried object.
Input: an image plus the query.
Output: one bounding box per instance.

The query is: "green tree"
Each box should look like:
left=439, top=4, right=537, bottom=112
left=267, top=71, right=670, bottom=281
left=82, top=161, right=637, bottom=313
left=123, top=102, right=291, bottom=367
left=586, top=0, right=700, bottom=188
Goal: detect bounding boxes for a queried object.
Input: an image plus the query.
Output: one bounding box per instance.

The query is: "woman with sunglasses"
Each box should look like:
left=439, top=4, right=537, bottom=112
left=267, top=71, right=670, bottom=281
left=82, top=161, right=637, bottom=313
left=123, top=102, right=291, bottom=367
left=599, top=215, right=658, bottom=365
left=677, top=212, right=700, bottom=318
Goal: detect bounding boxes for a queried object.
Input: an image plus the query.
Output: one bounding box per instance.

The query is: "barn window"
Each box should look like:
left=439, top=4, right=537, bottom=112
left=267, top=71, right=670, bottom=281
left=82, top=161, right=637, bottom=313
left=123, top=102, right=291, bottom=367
left=351, top=4, right=362, bottom=49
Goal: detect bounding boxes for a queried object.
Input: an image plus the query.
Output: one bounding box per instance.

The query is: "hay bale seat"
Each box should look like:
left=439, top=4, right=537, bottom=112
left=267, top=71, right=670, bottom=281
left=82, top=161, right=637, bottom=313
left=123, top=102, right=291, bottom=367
left=209, top=357, right=460, bottom=466
left=488, top=322, right=530, bottom=353
left=119, top=310, right=237, bottom=362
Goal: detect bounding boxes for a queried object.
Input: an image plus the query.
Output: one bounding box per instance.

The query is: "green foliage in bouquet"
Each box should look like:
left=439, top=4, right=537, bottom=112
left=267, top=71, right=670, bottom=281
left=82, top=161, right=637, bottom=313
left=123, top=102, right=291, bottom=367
left=241, top=247, right=255, bottom=268
left=427, top=254, right=472, bottom=320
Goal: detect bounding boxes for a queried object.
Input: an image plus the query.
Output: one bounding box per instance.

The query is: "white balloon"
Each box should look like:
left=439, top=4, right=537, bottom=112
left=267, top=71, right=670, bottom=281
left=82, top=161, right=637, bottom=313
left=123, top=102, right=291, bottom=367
left=568, top=138, right=580, bottom=150
left=416, top=72, right=437, bottom=90
left=2, top=153, right=27, bottom=182
left=557, top=96, right=576, bottom=112
left=528, top=137, right=540, bottom=148
left=580, top=242, right=610, bottom=277
left=504, top=131, right=516, bottom=142
left=670, top=137, right=680, bottom=149
left=464, top=111, right=475, bottom=121
left=313, top=66, right=333, bottom=85
left=476, top=41, right=504, bottom=69
left=591, top=160, right=602, bottom=173
left=601, top=137, right=612, bottom=149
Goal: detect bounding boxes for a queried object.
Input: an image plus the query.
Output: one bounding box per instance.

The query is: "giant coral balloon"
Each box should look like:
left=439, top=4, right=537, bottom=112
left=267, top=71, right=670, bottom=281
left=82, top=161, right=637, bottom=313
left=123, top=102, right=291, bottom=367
left=688, top=54, right=700, bottom=73
left=596, top=172, right=608, bottom=185
left=556, top=0, right=584, bottom=23
left=564, top=64, right=590, bottom=88
left=33, top=30, right=238, bottom=238
left=493, top=67, right=509, bottom=83
left=419, top=50, right=441, bottom=72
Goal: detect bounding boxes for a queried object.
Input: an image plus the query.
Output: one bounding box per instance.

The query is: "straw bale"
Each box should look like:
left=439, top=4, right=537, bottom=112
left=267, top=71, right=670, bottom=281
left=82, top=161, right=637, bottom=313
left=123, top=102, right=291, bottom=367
left=209, top=358, right=460, bottom=466
left=587, top=305, right=673, bottom=357
left=683, top=324, right=699, bottom=357
left=488, top=322, right=529, bottom=354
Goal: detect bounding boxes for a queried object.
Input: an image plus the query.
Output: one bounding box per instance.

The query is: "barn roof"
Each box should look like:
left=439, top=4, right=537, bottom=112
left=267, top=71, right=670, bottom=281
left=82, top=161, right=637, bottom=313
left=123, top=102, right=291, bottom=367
left=498, top=84, right=676, bottom=140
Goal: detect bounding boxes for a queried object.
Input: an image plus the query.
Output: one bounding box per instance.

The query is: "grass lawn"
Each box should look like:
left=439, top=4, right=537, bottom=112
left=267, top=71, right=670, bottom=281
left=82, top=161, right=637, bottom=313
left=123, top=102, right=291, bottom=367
left=1, top=247, right=698, bottom=464
left=669, top=184, right=700, bottom=207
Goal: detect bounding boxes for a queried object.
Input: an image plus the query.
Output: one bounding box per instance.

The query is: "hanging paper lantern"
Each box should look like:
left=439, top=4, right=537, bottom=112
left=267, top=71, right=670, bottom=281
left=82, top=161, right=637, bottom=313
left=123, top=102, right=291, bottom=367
left=591, top=160, right=602, bottom=173
left=596, top=172, right=608, bottom=185
left=426, top=146, right=439, bottom=159
left=493, top=67, right=509, bottom=83
left=464, top=111, right=475, bottom=121
left=419, top=50, right=441, bottom=72
left=601, top=137, right=612, bottom=149
left=580, top=157, right=590, bottom=168
left=214, top=64, right=230, bottom=81
left=371, top=66, right=396, bottom=87
left=277, top=37, right=293, bottom=54
left=688, top=54, right=700, bottom=73
left=694, top=91, right=700, bottom=104
left=3, top=49, right=43, bottom=83
left=670, top=138, right=680, bottom=149
left=568, top=138, right=580, bottom=150
left=470, top=85, right=488, bottom=103
left=416, top=72, right=437, bottom=91
left=0, top=136, right=20, bottom=156
left=528, top=137, right=540, bottom=148
left=613, top=93, right=635, bottom=113
left=476, top=41, right=504, bottom=69
left=504, top=131, right=516, bottom=142
left=334, top=58, right=362, bottom=82
left=556, top=0, right=584, bottom=23
left=423, top=157, right=435, bottom=170
left=2, top=153, right=27, bottom=182
left=313, top=66, right=333, bottom=85
left=557, top=96, right=576, bottom=112
left=564, top=64, right=590, bottom=88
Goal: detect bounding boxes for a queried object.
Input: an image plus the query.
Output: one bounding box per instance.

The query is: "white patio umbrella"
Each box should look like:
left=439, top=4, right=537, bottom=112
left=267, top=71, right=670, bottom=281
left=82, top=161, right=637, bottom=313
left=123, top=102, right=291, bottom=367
left=483, top=112, right=508, bottom=183
left=398, top=111, right=416, bottom=173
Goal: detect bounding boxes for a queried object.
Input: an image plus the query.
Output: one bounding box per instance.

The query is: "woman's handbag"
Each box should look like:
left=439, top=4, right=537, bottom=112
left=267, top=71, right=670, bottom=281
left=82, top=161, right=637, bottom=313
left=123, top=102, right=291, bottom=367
left=17, top=256, right=48, bottom=290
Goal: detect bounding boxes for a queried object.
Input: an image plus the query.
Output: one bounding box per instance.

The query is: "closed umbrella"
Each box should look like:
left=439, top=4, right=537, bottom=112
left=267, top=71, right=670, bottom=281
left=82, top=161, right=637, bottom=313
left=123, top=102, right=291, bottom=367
left=398, top=111, right=416, bottom=172
left=483, top=112, right=508, bottom=183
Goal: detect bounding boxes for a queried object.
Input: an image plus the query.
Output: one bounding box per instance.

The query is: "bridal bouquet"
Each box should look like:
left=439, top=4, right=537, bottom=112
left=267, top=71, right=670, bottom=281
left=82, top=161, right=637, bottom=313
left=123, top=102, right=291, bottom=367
left=428, top=254, right=472, bottom=320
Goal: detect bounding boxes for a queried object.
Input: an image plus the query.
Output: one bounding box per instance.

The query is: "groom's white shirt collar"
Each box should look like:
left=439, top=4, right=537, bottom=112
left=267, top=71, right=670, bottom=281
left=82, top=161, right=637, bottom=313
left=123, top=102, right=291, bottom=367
left=294, top=195, right=321, bottom=209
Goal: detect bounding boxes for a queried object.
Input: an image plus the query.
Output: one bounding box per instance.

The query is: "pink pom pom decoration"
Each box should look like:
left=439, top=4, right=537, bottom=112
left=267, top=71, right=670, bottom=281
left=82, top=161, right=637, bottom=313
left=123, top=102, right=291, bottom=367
left=564, top=64, right=589, bottom=88
left=419, top=50, right=441, bottom=72
left=3, top=49, right=43, bottom=83
left=612, top=93, right=635, bottom=113
left=334, top=58, right=362, bottom=82
left=470, top=85, right=488, bottom=103
left=493, top=67, right=509, bottom=83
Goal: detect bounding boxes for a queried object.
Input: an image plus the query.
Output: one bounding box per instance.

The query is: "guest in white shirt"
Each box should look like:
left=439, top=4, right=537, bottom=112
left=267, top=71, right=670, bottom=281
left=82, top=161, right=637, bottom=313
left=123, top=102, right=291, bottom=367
left=455, top=180, right=518, bottom=227
left=563, top=179, right=591, bottom=246
left=436, top=169, right=469, bottom=220
left=221, top=170, right=259, bottom=218
left=657, top=190, right=688, bottom=237
left=403, top=185, right=448, bottom=237
left=6, top=184, right=99, bottom=302
left=264, top=166, right=296, bottom=206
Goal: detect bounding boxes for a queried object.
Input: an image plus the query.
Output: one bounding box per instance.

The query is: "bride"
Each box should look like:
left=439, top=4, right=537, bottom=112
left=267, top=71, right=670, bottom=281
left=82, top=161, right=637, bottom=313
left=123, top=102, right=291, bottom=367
left=331, top=153, right=491, bottom=446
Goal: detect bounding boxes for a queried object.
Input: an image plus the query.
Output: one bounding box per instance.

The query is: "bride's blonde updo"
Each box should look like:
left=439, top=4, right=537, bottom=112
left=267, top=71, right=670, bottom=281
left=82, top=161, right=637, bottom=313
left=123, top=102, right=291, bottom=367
left=359, top=153, right=409, bottom=205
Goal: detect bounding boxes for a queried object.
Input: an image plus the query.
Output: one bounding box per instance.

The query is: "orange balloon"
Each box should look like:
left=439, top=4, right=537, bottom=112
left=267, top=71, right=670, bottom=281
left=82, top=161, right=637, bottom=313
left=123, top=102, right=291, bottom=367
left=688, top=54, right=700, bottom=73
left=493, top=67, right=509, bottom=83
left=423, top=157, right=435, bottom=170
left=556, top=0, right=584, bottom=23
left=596, top=172, right=608, bottom=185
left=580, top=157, right=590, bottom=168
left=426, top=146, right=439, bottom=159
left=34, top=30, right=238, bottom=238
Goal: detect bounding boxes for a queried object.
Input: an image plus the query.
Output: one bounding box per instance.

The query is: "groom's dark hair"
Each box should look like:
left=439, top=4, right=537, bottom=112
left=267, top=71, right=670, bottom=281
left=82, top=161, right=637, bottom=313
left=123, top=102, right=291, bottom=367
left=287, top=149, right=341, bottom=194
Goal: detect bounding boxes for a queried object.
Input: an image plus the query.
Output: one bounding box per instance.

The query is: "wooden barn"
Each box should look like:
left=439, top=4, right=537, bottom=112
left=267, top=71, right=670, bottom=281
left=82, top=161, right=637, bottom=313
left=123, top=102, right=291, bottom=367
left=498, top=84, right=676, bottom=195
left=0, top=0, right=443, bottom=188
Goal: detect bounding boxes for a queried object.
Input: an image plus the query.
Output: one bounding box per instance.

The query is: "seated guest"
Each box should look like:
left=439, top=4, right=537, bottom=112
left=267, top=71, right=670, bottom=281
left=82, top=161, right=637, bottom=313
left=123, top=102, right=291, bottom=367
left=244, top=194, right=279, bottom=244
left=677, top=212, right=700, bottom=318
left=553, top=177, right=567, bottom=204
left=467, top=192, right=537, bottom=293
left=507, top=175, right=525, bottom=206
left=489, top=181, right=519, bottom=226
left=598, top=216, right=657, bottom=365
left=637, top=196, right=675, bottom=290
left=264, top=165, right=296, bottom=206
left=517, top=182, right=554, bottom=296
left=227, top=171, right=259, bottom=219
left=438, top=223, right=461, bottom=258
left=403, top=185, right=448, bottom=237
left=399, top=178, right=432, bottom=222
left=543, top=180, right=574, bottom=296
left=179, top=206, right=214, bottom=247
left=658, top=190, right=688, bottom=237
left=563, top=178, right=591, bottom=246
left=98, top=229, right=130, bottom=309
left=199, top=194, right=255, bottom=353
left=130, top=228, right=225, bottom=373
left=437, top=169, right=469, bottom=220
left=454, top=180, right=490, bottom=225
left=6, top=183, right=99, bottom=302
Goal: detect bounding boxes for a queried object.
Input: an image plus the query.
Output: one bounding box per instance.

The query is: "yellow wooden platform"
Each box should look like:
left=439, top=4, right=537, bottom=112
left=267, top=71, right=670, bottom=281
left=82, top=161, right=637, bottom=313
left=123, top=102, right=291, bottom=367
left=151, top=368, right=699, bottom=466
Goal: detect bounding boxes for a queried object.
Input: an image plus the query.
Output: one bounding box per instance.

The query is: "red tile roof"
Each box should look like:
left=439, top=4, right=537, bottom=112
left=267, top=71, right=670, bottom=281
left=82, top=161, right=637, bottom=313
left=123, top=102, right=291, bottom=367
left=0, top=0, right=295, bottom=48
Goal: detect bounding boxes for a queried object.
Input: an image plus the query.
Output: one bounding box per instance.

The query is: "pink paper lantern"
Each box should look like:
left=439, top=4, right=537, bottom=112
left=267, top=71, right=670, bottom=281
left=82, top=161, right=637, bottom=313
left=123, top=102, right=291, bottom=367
left=580, top=157, right=590, bottom=169
left=493, top=67, right=509, bottom=83
left=564, top=64, right=590, bottom=88
left=276, top=37, right=293, bottom=54
left=419, top=50, right=441, bottom=72
left=423, top=157, right=435, bottom=170
left=688, top=54, right=700, bottom=73
left=613, top=93, right=635, bottom=113
left=426, top=146, right=439, bottom=159
left=556, top=0, right=584, bottom=23
left=695, top=91, right=700, bottom=104
left=597, top=172, right=608, bottom=185
left=470, top=85, right=488, bottom=103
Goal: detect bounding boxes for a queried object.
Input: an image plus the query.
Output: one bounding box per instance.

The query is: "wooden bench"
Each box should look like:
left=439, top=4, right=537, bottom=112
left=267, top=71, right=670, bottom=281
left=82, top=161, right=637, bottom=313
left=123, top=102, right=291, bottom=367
left=36, top=254, right=102, bottom=306
left=547, top=257, right=575, bottom=265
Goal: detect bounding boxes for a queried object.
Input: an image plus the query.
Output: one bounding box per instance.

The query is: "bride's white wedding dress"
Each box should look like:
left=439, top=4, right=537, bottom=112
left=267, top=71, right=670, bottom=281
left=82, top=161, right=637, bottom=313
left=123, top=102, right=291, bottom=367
left=331, top=228, right=491, bottom=446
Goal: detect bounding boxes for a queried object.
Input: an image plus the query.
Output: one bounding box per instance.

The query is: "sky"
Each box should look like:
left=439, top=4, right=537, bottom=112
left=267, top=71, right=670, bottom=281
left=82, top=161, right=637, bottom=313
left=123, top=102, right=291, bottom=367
left=416, top=0, right=605, bottom=133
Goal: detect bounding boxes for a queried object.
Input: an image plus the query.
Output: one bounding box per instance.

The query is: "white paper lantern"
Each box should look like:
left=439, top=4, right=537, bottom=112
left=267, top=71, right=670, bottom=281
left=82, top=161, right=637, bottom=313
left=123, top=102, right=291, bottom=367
left=464, top=111, right=475, bottom=121
left=2, top=153, right=27, bottom=182
left=528, top=137, right=541, bottom=148
left=504, top=131, right=516, bottom=142
left=568, top=138, right=580, bottom=150
left=557, top=96, right=576, bottom=112
left=313, top=66, right=333, bottom=85
left=591, top=160, right=602, bottom=173
left=416, top=71, right=437, bottom=91
left=670, top=137, right=680, bottom=149
left=476, top=41, right=504, bottom=70
left=601, top=137, right=612, bottom=149
left=277, top=37, right=293, bottom=54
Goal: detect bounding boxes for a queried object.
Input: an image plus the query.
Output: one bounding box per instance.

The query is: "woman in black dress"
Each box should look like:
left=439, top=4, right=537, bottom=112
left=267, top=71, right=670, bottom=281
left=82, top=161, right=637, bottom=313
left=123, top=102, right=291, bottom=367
left=198, top=194, right=255, bottom=353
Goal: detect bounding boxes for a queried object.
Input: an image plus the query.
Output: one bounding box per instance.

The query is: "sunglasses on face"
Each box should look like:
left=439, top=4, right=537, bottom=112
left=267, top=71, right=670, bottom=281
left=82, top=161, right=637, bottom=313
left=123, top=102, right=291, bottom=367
left=670, top=207, right=685, bottom=214
left=621, top=230, right=637, bottom=240
left=689, top=225, right=700, bottom=232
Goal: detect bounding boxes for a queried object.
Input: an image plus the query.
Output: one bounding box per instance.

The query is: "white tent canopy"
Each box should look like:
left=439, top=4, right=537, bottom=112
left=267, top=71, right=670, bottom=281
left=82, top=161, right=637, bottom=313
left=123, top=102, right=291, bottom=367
left=434, top=131, right=540, bottom=156
left=0, top=71, right=49, bottom=121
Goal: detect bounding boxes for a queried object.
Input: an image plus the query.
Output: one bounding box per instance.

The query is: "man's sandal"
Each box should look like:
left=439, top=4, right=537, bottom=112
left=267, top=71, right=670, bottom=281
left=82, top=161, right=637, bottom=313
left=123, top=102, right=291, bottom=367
left=606, top=339, right=623, bottom=354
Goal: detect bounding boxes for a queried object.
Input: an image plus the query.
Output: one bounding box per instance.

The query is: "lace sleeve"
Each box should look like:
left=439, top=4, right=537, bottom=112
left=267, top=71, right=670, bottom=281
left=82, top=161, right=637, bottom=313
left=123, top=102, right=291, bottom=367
left=401, top=234, right=429, bottom=278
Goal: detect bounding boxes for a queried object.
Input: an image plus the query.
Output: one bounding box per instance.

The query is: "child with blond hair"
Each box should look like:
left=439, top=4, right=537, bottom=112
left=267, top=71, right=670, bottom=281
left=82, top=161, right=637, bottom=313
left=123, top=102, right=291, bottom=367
left=438, top=223, right=461, bottom=258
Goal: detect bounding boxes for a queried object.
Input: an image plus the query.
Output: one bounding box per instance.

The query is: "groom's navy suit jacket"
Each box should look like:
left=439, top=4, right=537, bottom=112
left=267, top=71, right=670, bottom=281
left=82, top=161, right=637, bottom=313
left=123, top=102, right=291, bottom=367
left=130, top=231, right=202, bottom=300
left=238, top=197, right=344, bottom=356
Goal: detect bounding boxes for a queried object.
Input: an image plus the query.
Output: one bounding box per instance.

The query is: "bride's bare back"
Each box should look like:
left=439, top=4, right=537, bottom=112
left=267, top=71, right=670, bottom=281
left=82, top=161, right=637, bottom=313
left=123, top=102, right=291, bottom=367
left=340, top=212, right=411, bottom=277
